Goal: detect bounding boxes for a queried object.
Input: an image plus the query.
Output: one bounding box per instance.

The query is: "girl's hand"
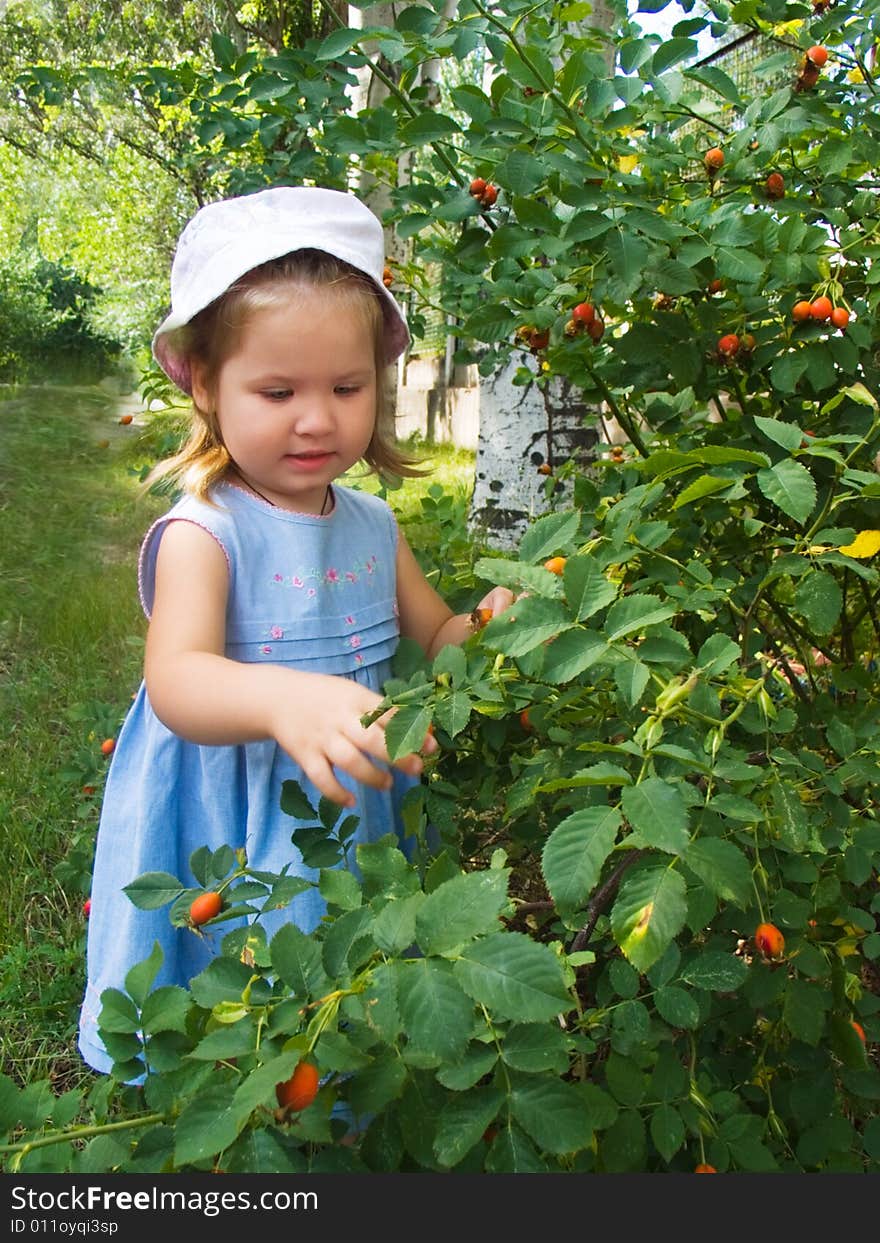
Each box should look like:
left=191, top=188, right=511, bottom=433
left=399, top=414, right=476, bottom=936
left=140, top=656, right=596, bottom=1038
left=474, top=586, right=517, bottom=621
left=269, top=672, right=436, bottom=808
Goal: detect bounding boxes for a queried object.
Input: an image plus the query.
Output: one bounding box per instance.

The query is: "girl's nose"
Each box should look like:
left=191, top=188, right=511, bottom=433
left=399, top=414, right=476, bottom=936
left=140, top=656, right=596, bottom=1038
left=291, top=394, right=335, bottom=435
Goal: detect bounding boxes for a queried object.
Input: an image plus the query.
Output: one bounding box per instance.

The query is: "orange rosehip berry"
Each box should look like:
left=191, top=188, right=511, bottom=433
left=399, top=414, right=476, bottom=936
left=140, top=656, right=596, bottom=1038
left=810, top=295, right=833, bottom=321
left=754, top=922, right=785, bottom=959
left=851, top=1020, right=866, bottom=1044
left=765, top=172, right=785, bottom=200
left=717, top=333, right=740, bottom=357
left=806, top=45, right=828, bottom=68
left=469, top=177, right=487, bottom=197
left=830, top=306, right=849, bottom=330
left=189, top=891, right=223, bottom=926
left=572, top=302, right=595, bottom=325
left=100, top=738, right=116, bottom=756
left=275, top=1061, right=321, bottom=1113
left=543, top=556, right=567, bottom=575
left=704, top=147, right=724, bottom=170
left=694, top=1163, right=717, bottom=1173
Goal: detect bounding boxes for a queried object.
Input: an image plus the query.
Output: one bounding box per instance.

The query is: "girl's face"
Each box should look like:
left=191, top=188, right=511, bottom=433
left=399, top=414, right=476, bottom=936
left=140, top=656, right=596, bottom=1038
left=194, top=284, right=379, bottom=514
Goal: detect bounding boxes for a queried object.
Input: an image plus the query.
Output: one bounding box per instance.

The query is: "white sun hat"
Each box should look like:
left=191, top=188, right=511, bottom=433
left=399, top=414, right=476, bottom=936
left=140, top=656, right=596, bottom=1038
left=152, top=185, right=410, bottom=394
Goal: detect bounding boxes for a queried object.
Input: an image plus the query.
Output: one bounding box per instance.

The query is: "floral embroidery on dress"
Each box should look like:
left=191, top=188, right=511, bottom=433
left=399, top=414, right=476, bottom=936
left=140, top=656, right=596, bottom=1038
left=270, top=625, right=284, bottom=639
left=270, top=555, right=380, bottom=593
left=349, top=635, right=362, bottom=649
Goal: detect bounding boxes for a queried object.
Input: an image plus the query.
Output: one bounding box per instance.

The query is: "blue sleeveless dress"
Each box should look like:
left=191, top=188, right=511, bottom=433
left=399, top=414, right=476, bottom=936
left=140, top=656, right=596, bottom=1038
left=78, top=481, right=417, bottom=1074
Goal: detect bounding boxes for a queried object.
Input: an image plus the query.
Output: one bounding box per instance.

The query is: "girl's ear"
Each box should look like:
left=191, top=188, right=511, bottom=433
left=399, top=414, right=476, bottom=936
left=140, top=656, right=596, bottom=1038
left=190, top=360, right=212, bottom=412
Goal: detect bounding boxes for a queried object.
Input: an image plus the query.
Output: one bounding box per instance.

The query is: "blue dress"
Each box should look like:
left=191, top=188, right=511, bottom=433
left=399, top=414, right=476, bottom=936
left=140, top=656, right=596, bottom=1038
left=79, top=481, right=417, bottom=1074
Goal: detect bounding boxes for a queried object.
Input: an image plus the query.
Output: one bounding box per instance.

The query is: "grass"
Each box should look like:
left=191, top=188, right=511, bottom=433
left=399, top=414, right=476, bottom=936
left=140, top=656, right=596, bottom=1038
left=0, top=385, right=476, bottom=1090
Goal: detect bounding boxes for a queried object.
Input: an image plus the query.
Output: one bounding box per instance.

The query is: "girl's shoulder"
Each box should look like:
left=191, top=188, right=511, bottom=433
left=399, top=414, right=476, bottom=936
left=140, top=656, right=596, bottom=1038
left=138, top=488, right=241, bottom=617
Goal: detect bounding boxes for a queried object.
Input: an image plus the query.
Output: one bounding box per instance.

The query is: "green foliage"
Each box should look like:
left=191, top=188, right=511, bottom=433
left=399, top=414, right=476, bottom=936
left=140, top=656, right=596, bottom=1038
left=0, top=249, right=120, bottom=382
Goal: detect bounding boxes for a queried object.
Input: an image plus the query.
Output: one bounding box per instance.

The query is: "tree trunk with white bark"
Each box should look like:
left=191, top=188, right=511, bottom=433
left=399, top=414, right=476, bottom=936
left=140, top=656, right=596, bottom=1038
left=469, top=358, right=598, bottom=550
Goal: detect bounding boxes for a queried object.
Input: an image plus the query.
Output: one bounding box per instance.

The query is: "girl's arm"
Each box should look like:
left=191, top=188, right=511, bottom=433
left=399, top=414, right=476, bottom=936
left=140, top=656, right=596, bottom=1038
left=395, top=530, right=515, bottom=658
left=144, top=519, right=429, bottom=808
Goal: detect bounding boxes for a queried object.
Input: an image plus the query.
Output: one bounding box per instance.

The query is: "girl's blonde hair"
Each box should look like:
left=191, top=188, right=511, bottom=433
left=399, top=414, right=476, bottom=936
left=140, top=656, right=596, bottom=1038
left=147, top=249, right=423, bottom=501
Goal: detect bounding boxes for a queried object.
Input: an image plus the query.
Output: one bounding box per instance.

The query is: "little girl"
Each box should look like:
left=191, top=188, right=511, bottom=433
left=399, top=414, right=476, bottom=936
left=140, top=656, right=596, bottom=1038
left=78, top=185, right=514, bottom=1074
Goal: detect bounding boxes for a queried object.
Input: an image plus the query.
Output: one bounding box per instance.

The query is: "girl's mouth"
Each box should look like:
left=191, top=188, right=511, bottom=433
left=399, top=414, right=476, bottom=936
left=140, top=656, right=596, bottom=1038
left=285, top=452, right=333, bottom=470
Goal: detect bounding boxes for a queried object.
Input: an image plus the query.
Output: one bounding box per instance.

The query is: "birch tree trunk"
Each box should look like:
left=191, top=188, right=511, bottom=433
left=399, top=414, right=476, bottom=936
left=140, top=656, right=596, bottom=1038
left=470, top=358, right=597, bottom=549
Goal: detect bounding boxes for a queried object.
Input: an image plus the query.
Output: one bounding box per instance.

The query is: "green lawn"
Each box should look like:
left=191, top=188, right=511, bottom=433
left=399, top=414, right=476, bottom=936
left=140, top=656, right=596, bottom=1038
left=0, top=384, right=475, bottom=1089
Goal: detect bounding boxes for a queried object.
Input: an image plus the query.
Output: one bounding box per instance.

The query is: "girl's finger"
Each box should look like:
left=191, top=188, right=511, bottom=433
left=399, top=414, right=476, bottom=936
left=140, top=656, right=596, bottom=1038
left=300, top=754, right=357, bottom=809
left=326, top=736, right=393, bottom=792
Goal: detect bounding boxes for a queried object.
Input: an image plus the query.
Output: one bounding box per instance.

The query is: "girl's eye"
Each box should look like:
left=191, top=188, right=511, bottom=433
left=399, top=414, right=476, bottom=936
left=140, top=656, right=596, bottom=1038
left=263, top=389, right=292, bottom=401
left=335, top=385, right=360, bottom=395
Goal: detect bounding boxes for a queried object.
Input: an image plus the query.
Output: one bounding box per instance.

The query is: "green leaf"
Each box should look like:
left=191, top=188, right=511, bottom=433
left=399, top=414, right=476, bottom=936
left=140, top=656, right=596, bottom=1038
left=756, top=459, right=817, bottom=525
left=347, top=1053, right=407, bottom=1116
left=615, top=659, right=650, bottom=707
left=373, top=892, right=425, bottom=955
left=684, top=838, right=753, bottom=907
left=771, top=351, right=809, bottom=394
left=673, top=474, right=733, bottom=509
left=697, top=633, right=740, bottom=676
left=124, top=942, right=164, bottom=1009
left=650, top=1103, right=686, bottom=1163
left=189, top=958, right=257, bottom=1009
left=539, top=629, right=609, bottom=682
left=314, top=27, right=363, bottom=60
left=564, top=556, right=618, bottom=621
left=270, top=923, right=328, bottom=998
left=604, top=594, right=676, bottom=641
left=772, top=781, right=809, bottom=852
left=173, top=1086, right=243, bottom=1166
left=509, top=1075, right=595, bottom=1154
left=688, top=65, right=742, bottom=106
left=501, top=1023, right=571, bottom=1075
left=187, top=1025, right=258, bottom=1062
left=399, top=112, right=460, bottom=144
left=280, top=779, right=317, bottom=820
left=461, top=301, right=517, bottom=343
left=97, top=989, right=141, bottom=1036
left=605, top=230, right=650, bottom=297
left=434, top=1083, right=505, bottom=1168
left=415, top=867, right=510, bottom=956
left=436, top=1043, right=498, bottom=1091
left=611, top=865, right=688, bottom=972
left=482, top=596, right=573, bottom=657
left=518, top=510, right=581, bottom=563
left=655, top=985, right=700, bottom=1029
left=322, top=906, right=374, bottom=977
left=541, top=806, right=622, bottom=917
left=783, top=977, right=828, bottom=1045
left=455, top=931, right=572, bottom=1022
left=484, top=1123, right=549, bottom=1173
left=621, top=778, right=690, bottom=855
left=319, top=867, right=362, bottom=912
left=385, top=702, right=432, bottom=761
left=395, top=959, right=473, bottom=1062
left=680, top=951, right=749, bottom=992
left=753, top=416, right=804, bottom=453
left=140, top=986, right=191, bottom=1036
left=314, top=1030, right=372, bottom=1073
left=433, top=690, right=472, bottom=738
left=122, top=872, right=184, bottom=911
left=652, top=36, right=698, bottom=74
left=716, top=246, right=765, bottom=285
left=793, top=570, right=842, bottom=634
